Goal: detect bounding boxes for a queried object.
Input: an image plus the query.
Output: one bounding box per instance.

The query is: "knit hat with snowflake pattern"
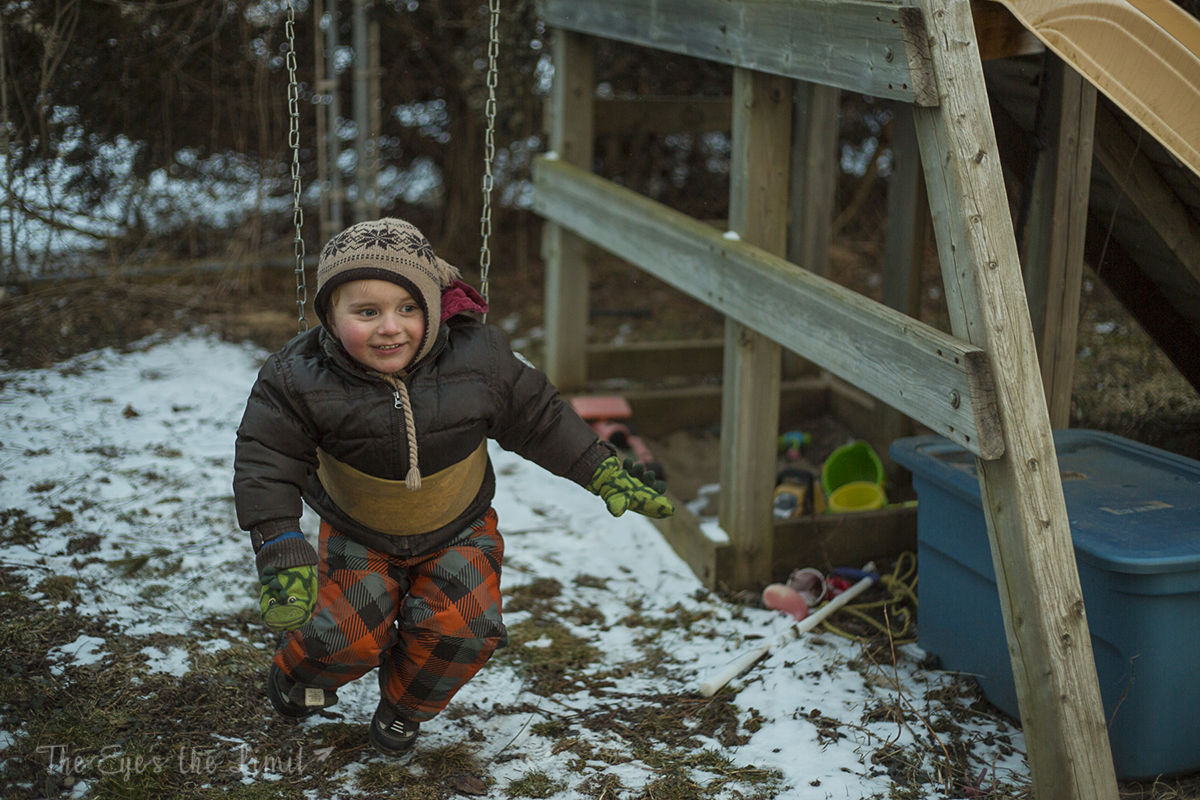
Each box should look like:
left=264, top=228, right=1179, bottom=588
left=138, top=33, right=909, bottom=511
left=315, top=217, right=461, bottom=368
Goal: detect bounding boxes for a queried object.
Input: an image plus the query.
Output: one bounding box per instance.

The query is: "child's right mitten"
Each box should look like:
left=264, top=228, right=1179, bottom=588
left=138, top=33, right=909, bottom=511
left=253, top=523, right=319, bottom=631
left=587, top=456, right=675, bottom=519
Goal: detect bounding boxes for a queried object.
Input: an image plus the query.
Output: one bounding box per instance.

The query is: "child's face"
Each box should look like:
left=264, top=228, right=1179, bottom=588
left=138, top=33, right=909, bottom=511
left=327, top=279, right=426, bottom=373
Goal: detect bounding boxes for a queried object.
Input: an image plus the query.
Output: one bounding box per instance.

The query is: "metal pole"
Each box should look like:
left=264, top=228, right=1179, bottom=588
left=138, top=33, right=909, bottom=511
left=313, top=0, right=329, bottom=243
left=370, top=17, right=381, bottom=203
left=326, top=0, right=344, bottom=235
left=351, top=0, right=372, bottom=222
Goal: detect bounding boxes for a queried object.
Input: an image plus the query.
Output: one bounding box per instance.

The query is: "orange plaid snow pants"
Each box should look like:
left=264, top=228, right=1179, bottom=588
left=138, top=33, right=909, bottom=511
left=274, top=509, right=507, bottom=722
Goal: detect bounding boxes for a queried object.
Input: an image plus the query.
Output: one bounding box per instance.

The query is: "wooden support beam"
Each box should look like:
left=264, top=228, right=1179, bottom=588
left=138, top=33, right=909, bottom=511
left=788, top=82, right=840, bottom=279
left=911, top=0, right=1119, bottom=795
left=878, top=103, right=929, bottom=456
left=593, top=97, right=731, bottom=135
left=650, top=491, right=734, bottom=590
left=772, top=504, right=918, bottom=580
left=719, top=68, right=792, bottom=590
left=1093, top=99, right=1200, bottom=289
left=652, top=494, right=917, bottom=590
left=784, top=80, right=840, bottom=378
left=533, top=156, right=1004, bottom=459
left=602, top=378, right=830, bottom=437
left=1085, top=213, right=1200, bottom=394
left=542, top=30, right=594, bottom=392
left=1021, top=54, right=1096, bottom=428
left=586, top=339, right=724, bottom=382
left=538, top=0, right=937, bottom=105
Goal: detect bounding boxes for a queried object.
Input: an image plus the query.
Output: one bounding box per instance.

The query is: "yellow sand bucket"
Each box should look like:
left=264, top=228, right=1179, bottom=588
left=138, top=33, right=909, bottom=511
left=827, top=480, right=887, bottom=513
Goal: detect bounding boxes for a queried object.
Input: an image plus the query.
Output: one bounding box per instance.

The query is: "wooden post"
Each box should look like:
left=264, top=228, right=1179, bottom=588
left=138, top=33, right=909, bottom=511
left=878, top=103, right=929, bottom=455
left=542, top=31, right=594, bottom=391
left=788, top=81, right=839, bottom=279
left=719, top=68, right=792, bottom=589
left=911, top=0, right=1119, bottom=797
left=1021, top=53, right=1096, bottom=428
left=784, top=80, right=839, bottom=378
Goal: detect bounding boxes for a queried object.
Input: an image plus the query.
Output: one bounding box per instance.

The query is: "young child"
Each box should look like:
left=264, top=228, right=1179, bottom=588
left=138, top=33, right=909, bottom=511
left=233, top=217, right=673, bottom=756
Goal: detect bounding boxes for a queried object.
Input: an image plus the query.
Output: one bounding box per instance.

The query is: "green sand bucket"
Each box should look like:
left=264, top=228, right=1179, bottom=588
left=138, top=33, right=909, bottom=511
left=821, top=440, right=885, bottom=497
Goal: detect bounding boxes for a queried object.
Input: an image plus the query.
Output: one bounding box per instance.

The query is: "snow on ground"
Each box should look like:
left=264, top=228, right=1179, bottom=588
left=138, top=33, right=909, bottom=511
left=0, top=330, right=1031, bottom=798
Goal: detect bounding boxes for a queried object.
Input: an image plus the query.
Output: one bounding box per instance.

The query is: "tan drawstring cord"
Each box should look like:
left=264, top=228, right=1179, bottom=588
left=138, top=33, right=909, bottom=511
left=383, top=374, right=422, bottom=490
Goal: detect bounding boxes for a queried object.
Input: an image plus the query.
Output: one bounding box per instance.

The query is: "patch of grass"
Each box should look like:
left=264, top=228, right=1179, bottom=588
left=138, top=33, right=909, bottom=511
left=188, top=637, right=267, bottom=677
left=619, top=601, right=714, bottom=635
left=66, top=532, right=102, bottom=554
left=529, top=719, right=569, bottom=738
left=106, top=549, right=184, bottom=578
left=84, top=444, right=126, bottom=458
left=572, top=573, right=609, bottom=590
left=36, top=575, right=79, bottom=602
left=86, top=747, right=175, bottom=799
left=139, top=583, right=170, bottom=602
left=221, top=784, right=309, bottom=799
left=498, top=616, right=601, bottom=695
left=108, top=554, right=153, bottom=576
left=504, top=769, right=566, bottom=798
left=640, top=772, right=704, bottom=799
left=0, top=565, right=28, bottom=593
left=505, top=577, right=563, bottom=613
left=572, top=692, right=751, bottom=753
left=355, top=742, right=487, bottom=799
left=563, top=601, right=605, bottom=627
left=578, top=772, right=625, bottom=799
left=356, top=761, right=432, bottom=796
left=0, top=507, right=40, bottom=546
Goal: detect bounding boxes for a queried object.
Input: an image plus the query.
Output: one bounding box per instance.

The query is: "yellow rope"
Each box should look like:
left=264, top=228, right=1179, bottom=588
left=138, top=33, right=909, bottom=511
left=818, top=551, right=919, bottom=644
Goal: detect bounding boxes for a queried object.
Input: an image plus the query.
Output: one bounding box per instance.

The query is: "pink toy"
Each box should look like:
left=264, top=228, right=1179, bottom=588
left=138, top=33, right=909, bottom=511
left=570, top=395, right=659, bottom=473
left=762, top=583, right=809, bottom=621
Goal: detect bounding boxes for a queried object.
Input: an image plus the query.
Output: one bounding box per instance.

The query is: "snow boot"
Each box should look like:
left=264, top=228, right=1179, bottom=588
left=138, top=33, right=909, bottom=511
left=369, top=700, right=421, bottom=756
left=267, top=663, right=337, bottom=719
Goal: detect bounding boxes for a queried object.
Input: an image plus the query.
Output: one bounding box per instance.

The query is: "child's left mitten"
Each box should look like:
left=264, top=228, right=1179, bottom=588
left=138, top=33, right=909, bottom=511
left=587, top=456, right=676, bottom=519
left=253, top=525, right=319, bottom=631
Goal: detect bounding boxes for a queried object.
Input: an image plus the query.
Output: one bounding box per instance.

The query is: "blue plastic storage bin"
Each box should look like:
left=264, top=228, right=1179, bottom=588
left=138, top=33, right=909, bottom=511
left=890, top=430, right=1200, bottom=779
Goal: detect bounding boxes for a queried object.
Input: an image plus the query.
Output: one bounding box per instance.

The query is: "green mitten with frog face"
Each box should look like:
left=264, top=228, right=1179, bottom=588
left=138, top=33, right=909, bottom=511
left=253, top=528, right=319, bottom=631
left=587, top=456, right=675, bottom=519
left=259, top=564, right=318, bottom=631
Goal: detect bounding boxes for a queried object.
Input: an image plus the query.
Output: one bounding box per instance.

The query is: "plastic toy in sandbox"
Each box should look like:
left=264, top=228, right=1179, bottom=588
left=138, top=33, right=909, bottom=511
left=773, top=438, right=891, bottom=521
left=569, top=395, right=666, bottom=481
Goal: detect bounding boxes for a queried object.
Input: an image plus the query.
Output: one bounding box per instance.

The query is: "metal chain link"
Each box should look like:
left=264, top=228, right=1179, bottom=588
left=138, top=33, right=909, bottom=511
left=285, top=0, right=309, bottom=333
left=478, top=0, right=500, bottom=324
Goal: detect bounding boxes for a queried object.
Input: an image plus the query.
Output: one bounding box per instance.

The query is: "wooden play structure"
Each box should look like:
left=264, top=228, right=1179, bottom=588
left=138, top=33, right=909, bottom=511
left=531, top=0, right=1200, bottom=796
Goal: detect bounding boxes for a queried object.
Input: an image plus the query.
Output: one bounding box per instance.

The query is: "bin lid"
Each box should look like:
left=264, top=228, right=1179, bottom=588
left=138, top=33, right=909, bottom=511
left=890, top=430, right=1200, bottom=574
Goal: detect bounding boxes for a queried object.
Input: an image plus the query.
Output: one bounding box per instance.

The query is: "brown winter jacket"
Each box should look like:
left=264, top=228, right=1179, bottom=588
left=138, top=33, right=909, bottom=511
left=233, top=315, right=612, bottom=560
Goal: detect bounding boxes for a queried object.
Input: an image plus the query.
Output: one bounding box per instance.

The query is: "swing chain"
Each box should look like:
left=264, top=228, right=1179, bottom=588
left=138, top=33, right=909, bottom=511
left=478, top=0, right=500, bottom=324
left=285, top=0, right=308, bottom=333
